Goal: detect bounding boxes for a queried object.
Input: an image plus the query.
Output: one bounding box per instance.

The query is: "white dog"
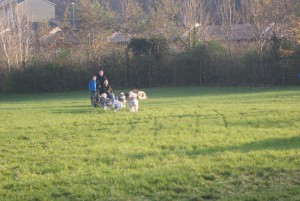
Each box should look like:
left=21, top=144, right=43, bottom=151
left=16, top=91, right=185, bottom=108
left=118, top=92, right=126, bottom=108
left=112, top=100, right=123, bottom=112
left=99, top=93, right=112, bottom=110
left=128, top=91, right=139, bottom=112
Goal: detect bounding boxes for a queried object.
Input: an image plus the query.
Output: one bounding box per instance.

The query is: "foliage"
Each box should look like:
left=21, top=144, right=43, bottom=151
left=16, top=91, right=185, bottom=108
left=77, top=0, right=115, bottom=30
left=1, top=0, right=300, bottom=90
left=128, top=37, right=169, bottom=56
left=0, top=62, right=95, bottom=93
left=128, top=38, right=149, bottom=56
left=127, top=36, right=170, bottom=87
left=3, top=70, right=15, bottom=92
left=173, top=42, right=229, bottom=85
left=148, top=36, right=170, bottom=58
left=241, top=49, right=260, bottom=84
left=284, top=45, right=300, bottom=85
left=2, top=39, right=300, bottom=92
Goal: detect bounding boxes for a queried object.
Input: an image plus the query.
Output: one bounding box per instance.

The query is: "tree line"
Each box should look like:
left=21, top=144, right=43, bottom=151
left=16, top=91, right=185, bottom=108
left=0, top=0, right=299, bottom=92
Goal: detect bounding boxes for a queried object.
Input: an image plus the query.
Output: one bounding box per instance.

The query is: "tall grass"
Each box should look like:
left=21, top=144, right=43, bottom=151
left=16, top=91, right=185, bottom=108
left=0, top=87, right=299, bottom=200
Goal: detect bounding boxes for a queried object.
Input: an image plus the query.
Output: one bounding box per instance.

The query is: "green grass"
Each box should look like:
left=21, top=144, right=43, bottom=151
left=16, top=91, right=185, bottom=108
left=0, top=87, right=300, bottom=201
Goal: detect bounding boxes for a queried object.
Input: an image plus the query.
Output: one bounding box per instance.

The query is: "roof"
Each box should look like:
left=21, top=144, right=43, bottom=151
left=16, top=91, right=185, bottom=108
left=0, top=28, right=10, bottom=35
left=39, top=27, right=61, bottom=41
left=205, top=23, right=259, bottom=41
left=261, top=23, right=276, bottom=40
left=108, top=32, right=132, bottom=43
left=18, top=0, right=55, bottom=6
left=39, top=28, right=80, bottom=47
left=0, top=0, right=16, bottom=5
left=0, top=0, right=55, bottom=6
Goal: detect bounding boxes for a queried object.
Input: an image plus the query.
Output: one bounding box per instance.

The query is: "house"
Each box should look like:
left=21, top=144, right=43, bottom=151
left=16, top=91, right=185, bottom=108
left=0, top=0, right=55, bottom=23
left=17, top=0, right=55, bottom=22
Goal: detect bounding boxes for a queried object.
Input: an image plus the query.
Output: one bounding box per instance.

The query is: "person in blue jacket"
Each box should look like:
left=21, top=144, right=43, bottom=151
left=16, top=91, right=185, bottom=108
left=88, top=75, right=97, bottom=107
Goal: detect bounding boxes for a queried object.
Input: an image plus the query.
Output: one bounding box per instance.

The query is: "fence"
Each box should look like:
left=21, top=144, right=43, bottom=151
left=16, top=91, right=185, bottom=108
left=0, top=43, right=299, bottom=93
left=0, top=69, right=90, bottom=93
left=0, top=63, right=299, bottom=94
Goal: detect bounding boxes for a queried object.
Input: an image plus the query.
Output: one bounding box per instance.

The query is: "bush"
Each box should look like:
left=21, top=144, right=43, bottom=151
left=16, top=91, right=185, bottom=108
left=4, top=70, right=15, bottom=93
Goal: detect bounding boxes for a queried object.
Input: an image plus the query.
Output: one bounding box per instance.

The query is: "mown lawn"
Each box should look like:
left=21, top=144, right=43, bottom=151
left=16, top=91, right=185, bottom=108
left=0, top=87, right=299, bottom=201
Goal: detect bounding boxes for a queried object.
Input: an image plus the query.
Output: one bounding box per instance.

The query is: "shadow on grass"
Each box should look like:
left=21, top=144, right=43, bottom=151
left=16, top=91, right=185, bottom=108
left=187, top=136, right=300, bottom=157
left=123, top=137, right=300, bottom=163
left=0, top=91, right=87, bottom=103
left=52, top=107, right=100, bottom=114
left=1, top=86, right=300, bottom=103
left=144, top=86, right=300, bottom=99
left=229, top=117, right=300, bottom=129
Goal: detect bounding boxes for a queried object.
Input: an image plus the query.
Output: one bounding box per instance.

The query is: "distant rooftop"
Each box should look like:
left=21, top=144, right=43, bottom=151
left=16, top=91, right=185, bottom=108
left=0, top=0, right=55, bottom=5
left=205, top=23, right=259, bottom=41
left=108, top=32, right=132, bottom=44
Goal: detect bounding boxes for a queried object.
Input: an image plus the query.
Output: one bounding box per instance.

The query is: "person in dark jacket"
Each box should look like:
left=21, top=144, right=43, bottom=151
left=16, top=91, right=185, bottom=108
left=99, top=80, right=115, bottom=103
left=88, top=75, right=97, bottom=107
left=96, top=70, right=107, bottom=94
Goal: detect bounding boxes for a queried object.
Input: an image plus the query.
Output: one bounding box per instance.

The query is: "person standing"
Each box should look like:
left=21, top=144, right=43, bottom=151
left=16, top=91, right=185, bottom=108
left=88, top=75, right=97, bottom=107
left=96, top=70, right=107, bottom=94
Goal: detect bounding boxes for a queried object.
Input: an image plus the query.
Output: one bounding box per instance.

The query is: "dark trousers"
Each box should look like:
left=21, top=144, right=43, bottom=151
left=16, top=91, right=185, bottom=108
left=97, top=86, right=101, bottom=96
left=90, top=91, right=97, bottom=106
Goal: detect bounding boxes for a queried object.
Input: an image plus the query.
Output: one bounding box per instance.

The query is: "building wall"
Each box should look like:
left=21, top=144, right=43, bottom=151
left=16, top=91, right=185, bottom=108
left=17, top=0, right=55, bottom=22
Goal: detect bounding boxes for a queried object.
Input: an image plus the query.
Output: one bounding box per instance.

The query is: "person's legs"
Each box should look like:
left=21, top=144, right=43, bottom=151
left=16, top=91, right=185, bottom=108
left=91, top=91, right=97, bottom=107
left=108, top=93, right=115, bottom=103
left=97, top=87, right=101, bottom=96
left=91, top=92, right=95, bottom=106
left=94, top=91, right=99, bottom=103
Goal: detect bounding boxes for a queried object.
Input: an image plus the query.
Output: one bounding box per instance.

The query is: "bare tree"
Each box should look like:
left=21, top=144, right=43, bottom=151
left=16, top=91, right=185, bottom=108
left=118, top=0, right=145, bottom=34
left=0, top=3, right=34, bottom=70
left=76, top=0, right=116, bottom=65
left=178, top=0, right=209, bottom=48
left=216, top=0, right=241, bottom=26
left=235, top=0, right=299, bottom=57
left=146, top=0, right=179, bottom=38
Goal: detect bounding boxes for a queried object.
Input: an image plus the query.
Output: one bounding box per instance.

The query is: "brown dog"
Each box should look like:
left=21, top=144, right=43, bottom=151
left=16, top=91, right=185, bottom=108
left=137, top=91, right=147, bottom=99
left=131, top=89, right=147, bottom=100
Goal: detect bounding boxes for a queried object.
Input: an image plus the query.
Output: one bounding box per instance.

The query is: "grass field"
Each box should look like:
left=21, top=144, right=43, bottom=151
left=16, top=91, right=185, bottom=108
left=0, top=87, right=300, bottom=201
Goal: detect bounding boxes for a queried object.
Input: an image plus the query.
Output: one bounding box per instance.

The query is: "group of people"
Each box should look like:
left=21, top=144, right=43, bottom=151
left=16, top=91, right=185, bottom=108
left=88, top=70, right=115, bottom=106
